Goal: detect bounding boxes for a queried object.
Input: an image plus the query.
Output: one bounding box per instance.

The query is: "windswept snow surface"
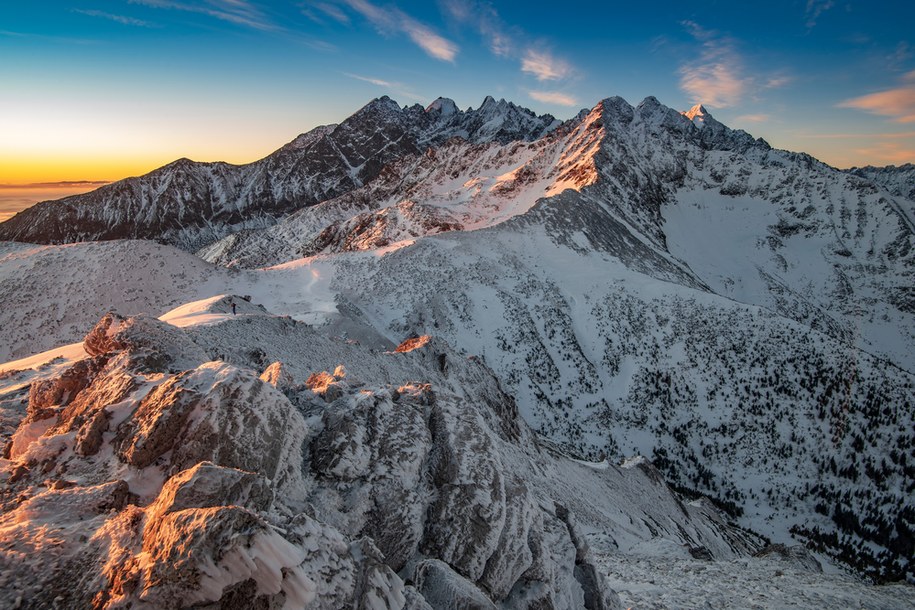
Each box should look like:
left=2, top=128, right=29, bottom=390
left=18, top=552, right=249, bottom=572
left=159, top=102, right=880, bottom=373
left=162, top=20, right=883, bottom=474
left=0, top=240, right=235, bottom=362
left=598, top=552, right=915, bottom=610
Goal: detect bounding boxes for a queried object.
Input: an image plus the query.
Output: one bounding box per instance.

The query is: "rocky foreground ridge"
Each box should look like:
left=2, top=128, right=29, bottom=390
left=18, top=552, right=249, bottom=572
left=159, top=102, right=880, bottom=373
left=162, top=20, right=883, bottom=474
left=0, top=299, right=764, bottom=608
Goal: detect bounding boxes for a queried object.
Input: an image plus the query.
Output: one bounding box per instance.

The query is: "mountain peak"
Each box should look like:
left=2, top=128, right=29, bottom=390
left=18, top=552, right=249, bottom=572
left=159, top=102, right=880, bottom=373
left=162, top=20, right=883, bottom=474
left=479, top=95, right=508, bottom=112
left=683, top=103, right=712, bottom=128
left=426, top=97, right=458, bottom=116
left=360, top=95, right=403, bottom=115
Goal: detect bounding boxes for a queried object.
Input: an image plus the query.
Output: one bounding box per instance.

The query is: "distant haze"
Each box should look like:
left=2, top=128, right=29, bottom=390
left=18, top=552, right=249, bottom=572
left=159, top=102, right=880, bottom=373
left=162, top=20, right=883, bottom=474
left=0, top=183, right=107, bottom=223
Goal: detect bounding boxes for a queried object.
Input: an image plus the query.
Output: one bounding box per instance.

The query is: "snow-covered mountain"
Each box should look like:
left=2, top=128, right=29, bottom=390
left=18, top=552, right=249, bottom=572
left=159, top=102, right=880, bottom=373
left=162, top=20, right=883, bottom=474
left=0, top=96, right=557, bottom=251
left=847, top=163, right=915, bottom=202
left=200, top=96, right=915, bottom=373
left=1, top=92, right=914, bottom=600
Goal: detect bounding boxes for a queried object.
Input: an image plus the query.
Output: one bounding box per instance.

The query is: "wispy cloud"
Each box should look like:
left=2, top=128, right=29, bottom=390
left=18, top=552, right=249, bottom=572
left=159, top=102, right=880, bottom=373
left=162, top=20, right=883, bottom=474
left=678, top=21, right=748, bottom=108
left=528, top=90, right=578, bottom=107
left=344, top=72, right=392, bottom=87
left=73, top=9, right=157, bottom=27
left=342, top=72, right=425, bottom=102
left=0, top=29, right=99, bottom=45
left=888, top=41, right=913, bottom=71
left=441, top=0, right=512, bottom=57
left=803, top=131, right=915, bottom=139
left=303, top=2, right=351, bottom=25
left=128, top=0, right=277, bottom=31
left=805, top=0, right=835, bottom=29
left=338, top=0, right=457, bottom=62
left=521, top=49, right=572, bottom=81
left=839, top=71, right=915, bottom=123
left=0, top=181, right=110, bottom=189
left=302, top=38, right=338, bottom=52
left=442, top=0, right=577, bottom=83
left=765, top=75, right=793, bottom=89
left=851, top=141, right=915, bottom=164
left=404, top=22, right=458, bottom=62
left=735, top=114, right=771, bottom=123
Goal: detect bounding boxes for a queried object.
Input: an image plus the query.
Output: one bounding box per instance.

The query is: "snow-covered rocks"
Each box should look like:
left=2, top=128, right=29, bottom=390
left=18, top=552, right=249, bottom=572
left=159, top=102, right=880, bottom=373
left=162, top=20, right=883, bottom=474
left=0, top=308, right=772, bottom=607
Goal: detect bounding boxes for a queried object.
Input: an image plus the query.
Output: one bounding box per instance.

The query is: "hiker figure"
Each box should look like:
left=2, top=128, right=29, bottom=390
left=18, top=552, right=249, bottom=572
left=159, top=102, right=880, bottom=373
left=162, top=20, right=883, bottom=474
left=231, top=301, right=237, bottom=315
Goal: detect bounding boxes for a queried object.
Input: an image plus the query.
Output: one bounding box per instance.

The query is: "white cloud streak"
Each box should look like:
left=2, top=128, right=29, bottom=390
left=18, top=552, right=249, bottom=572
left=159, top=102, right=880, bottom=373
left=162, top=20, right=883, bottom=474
left=342, top=72, right=426, bottom=103
left=735, top=113, right=771, bottom=123
left=805, top=0, right=835, bottom=29
left=528, top=90, right=578, bottom=106
left=677, top=22, right=795, bottom=110
left=442, top=0, right=577, bottom=84
left=344, top=72, right=392, bottom=87
left=521, top=49, right=572, bottom=81
left=73, top=9, right=157, bottom=27
left=403, top=21, right=458, bottom=62
left=128, top=0, right=276, bottom=31
left=678, top=21, right=748, bottom=108
left=839, top=71, right=915, bottom=124
left=340, top=0, right=458, bottom=62
left=314, top=2, right=350, bottom=24
left=442, top=0, right=512, bottom=57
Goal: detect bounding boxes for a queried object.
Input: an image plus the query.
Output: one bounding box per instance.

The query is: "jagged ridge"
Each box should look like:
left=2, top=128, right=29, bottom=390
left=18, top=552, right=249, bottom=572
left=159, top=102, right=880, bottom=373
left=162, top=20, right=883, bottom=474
left=0, top=97, right=558, bottom=251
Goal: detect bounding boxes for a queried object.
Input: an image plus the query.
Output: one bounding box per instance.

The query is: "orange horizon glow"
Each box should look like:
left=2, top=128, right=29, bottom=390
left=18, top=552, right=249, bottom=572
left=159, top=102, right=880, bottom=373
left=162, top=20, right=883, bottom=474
left=0, top=151, right=268, bottom=185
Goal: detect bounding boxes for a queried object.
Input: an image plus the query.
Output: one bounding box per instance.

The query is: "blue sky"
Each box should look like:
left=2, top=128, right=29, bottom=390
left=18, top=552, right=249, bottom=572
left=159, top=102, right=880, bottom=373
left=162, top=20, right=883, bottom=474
left=2, top=0, right=914, bottom=182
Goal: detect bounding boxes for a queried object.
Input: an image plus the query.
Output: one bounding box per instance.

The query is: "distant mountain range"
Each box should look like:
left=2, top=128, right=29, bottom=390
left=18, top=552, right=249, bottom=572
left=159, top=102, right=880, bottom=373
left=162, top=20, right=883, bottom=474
left=0, top=96, right=558, bottom=250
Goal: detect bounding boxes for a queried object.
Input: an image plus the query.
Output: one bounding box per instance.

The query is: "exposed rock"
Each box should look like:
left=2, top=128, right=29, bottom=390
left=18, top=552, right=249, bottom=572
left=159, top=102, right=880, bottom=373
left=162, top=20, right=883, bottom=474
left=754, top=544, right=823, bottom=573
left=83, top=312, right=208, bottom=372
left=115, top=361, right=307, bottom=487
left=27, top=356, right=105, bottom=418
left=259, top=361, right=295, bottom=392
left=412, top=559, right=498, bottom=610
left=395, top=334, right=433, bottom=353
left=422, top=397, right=506, bottom=581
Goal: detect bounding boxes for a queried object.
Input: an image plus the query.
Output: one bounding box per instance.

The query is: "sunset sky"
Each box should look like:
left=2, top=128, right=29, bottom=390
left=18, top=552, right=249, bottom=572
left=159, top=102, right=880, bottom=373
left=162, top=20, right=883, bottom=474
left=2, top=0, right=914, bottom=186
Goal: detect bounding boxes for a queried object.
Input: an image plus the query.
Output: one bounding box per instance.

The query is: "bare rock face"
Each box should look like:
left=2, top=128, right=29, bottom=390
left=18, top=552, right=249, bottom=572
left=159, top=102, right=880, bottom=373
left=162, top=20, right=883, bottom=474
left=305, top=380, right=621, bottom=608
left=114, top=361, right=305, bottom=487
left=310, top=384, right=433, bottom=571
left=422, top=396, right=507, bottom=581
left=412, top=559, right=498, bottom=610
left=301, top=201, right=463, bottom=257
left=754, top=544, right=823, bottom=573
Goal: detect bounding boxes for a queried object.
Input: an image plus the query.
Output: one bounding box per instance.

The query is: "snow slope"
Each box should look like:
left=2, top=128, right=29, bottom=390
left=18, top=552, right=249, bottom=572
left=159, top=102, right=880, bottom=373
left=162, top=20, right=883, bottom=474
left=0, top=240, right=235, bottom=362
left=296, top=220, right=914, bottom=581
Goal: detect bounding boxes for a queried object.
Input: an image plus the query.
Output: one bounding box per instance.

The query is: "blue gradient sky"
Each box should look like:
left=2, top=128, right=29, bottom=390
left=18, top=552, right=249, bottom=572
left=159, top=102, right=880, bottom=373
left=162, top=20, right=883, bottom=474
left=2, top=0, right=914, bottom=182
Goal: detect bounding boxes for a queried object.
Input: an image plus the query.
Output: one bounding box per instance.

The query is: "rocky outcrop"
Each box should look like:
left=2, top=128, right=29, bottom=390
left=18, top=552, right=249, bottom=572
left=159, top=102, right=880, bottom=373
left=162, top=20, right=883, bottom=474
left=0, top=310, right=760, bottom=607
